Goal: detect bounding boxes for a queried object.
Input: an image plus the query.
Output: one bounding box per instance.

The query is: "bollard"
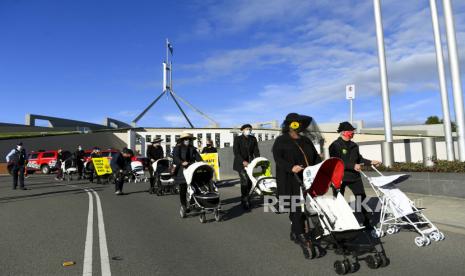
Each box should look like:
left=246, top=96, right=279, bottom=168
left=422, top=137, right=437, bottom=167
left=381, top=141, right=394, bottom=168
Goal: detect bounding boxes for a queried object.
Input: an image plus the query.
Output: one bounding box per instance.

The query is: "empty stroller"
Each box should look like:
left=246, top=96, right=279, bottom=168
left=246, top=157, right=277, bottom=196
left=61, top=157, right=78, bottom=181
left=301, top=158, right=389, bottom=274
left=129, top=160, right=148, bottom=183
left=152, top=158, right=176, bottom=196
left=180, top=162, right=221, bottom=223
left=361, top=166, right=445, bottom=247
left=244, top=157, right=277, bottom=208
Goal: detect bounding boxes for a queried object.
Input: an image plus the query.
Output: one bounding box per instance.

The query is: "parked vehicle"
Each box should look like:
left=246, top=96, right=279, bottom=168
left=26, top=150, right=59, bottom=174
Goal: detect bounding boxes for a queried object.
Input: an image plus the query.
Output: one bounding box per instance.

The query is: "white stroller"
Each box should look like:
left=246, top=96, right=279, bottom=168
left=244, top=157, right=277, bottom=208
left=152, top=158, right=176, bottom=195
left=180, top=162, right=221, bottom=223
left=361, top=166, right=445, bottom=247
left=129, top=160, right=148, bottom=183
left=301, top=158, right=389, bottom=274
left=62, top=157, right=78, bottom=181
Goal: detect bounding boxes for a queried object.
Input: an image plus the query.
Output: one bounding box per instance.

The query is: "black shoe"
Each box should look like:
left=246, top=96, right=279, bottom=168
left=296, top=234, right=317, bottom=259
left=12, top=187, right=17, bottom=190
left=20, top=187, right=29, bottom=190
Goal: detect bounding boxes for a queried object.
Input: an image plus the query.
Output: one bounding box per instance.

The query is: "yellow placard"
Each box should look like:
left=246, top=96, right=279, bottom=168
left=200, top=153, right=220, bottom=181
left=92, top=158, right=113, bottom=176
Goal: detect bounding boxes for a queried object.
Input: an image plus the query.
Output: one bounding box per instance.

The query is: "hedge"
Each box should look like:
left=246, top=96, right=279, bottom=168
left=366, top=160, right=465, bottom=173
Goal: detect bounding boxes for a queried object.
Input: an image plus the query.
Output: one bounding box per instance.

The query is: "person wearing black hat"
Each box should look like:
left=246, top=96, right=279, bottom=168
left=272, top=113, right=321, bottom=259
left=233, top=123, right=260, bottom=209
left=147, top=138, right=165, bottom=194
left=173, top=133, right=202, bottom=212
left=111, top=148, right=134, bottom=195
left=5, top=142, right=29, bottom=190
left=74, top=145, right=85, bottom=180
left=329, top=121, right=381, bottom=227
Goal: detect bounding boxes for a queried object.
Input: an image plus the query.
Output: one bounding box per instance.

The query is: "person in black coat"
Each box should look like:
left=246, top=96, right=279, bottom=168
left=329, top=121, right=381, bottom=227
left=272, top=113, right=321, bottom=259
left=146, top=138, right=165, bottom=194
left=111, top=148, right=134, bottom=195
left=172, top=133, right=202, bottom=211
left=74, top=145, right=85, bottom=180
left=201, top=139, right=217, bottom=154
left=233, top=124, right=260, bottom=209
left=55, top=148, right=72, bottom=181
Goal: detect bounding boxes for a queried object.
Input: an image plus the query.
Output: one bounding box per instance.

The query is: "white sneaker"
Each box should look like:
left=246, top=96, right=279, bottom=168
left=115, top=190, right=120, bottom=195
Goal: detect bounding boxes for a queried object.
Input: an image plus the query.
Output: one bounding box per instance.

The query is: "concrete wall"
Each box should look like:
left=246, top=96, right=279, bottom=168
left=0, top=132, right=127, bottom=162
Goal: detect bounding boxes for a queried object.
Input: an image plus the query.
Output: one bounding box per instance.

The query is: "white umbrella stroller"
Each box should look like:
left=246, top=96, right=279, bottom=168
left=129, top=160, right=148, bottom=183
left=61, top=157, right=78, bottom=181
left=180, top=162, right=221, bottom=223
left=152, top=158, right=176, bottom=196
left=360, top=166, right=445, bottom=247
left=245, top=157, right=277, bottom=208
left=301, top=158, right=389, bottom=274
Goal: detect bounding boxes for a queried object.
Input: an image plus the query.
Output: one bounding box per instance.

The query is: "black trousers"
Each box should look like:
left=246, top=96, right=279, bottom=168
left=148, top=163, right=155, bottom=188
left=238, top=170, right=252, bottom=200
left=115, top=172, right=125, bottom=192
left=77, top=161, right=84, bottom=177
left=56, top=161, right=63, bottom=179
left=12, top=165, right=25, bottom=189
left=179, top=182, right=187, bottom=207
left=289, top=206, right=306, bottom=235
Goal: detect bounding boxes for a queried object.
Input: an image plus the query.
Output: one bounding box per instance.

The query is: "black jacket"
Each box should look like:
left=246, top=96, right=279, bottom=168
left=74, top=149, right=85, bottom=163
left=147, top=145, right=164, bottom=162
left=329, top=137, right=371, bottom=182
left=233, top=135, right=260, bottom=172
left=201, top=146, right=217, bottom=154
left=272, top=134, right=321, bottom=197
left=110, top=152, right=132, bottom=173
left=8, top=149, right=27, bottom=166
left=172, top=145, right=202, bottom=183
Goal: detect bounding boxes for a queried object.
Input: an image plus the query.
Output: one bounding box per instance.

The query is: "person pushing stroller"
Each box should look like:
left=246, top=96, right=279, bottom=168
left=147, top=138, right=164, bottom=194
left=329, top=121, right=381, bottom=228
left=173, top=133, right=203, bottom=213
left=272, top=113, right=321, bottom=259
left=111, top=148, right=134, bottom=195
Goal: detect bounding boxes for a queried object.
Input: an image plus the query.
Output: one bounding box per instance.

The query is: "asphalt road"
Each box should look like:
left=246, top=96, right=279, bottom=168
left=1, top=174, right=464, bottom=276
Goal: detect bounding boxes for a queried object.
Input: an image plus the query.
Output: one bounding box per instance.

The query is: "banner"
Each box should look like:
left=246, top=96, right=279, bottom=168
left=92, top=158, right=113, bottom=176
left=201, top=153, right=220, bottom=181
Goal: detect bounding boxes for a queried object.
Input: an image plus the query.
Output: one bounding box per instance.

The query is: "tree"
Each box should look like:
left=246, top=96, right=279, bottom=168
left=425, top=116, right=441, bottom=124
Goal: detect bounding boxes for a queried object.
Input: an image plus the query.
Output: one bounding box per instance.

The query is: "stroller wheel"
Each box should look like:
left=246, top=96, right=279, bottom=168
left=334, top=260, right=348, bottom=275
left=386, top=227, right=396, bottom=235
left=377, top=253, right=390, bottom=267
left=199, top=212, right=206, bottom=223
left=439, top=232, right=445, bottom=241
left=414, top=236, right=425, bottom=247
left=430, top=231, right=444, bottom=242
left=214, top=209, right=221, bottom=222
left=348, top=260, right=360, bottom=273
left=179, top=206, right=187, bottom=218
left=366, top=255, right=380, bottom=269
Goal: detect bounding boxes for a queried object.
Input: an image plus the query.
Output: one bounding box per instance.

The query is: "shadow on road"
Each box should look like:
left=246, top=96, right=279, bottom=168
left=0, top=187, right=104, bottom=204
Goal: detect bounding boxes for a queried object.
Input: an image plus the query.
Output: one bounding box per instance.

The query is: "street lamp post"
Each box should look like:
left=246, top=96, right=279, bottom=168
left=442, top=0, right=465, bottom=161
left=430, top=0, right=455, bottom=161
left=373, top=0, right=394, bottom=167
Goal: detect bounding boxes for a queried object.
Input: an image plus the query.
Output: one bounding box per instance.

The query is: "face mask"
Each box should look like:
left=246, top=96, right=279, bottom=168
left=243, top=130, right=251, bottom=136
left=183, top=140, right=190, bottom=146
left=154, top=143, right=160, bottom=146
left=78, top=147, right=82, bottom=151
left=17, top=146, right=22, bottom=151
left=342, top=131, right=354, bottom=139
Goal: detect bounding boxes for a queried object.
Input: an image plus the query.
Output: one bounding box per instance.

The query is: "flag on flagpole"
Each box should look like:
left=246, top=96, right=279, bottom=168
left=167, top=39, right=173, bottom=55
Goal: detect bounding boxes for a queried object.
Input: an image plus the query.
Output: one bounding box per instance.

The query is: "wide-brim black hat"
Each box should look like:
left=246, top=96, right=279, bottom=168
left=240, top=124, right=253, bottom=130
left=337, top=121, right=356, bottom=132
left=284, top=113, right=313, bottom=130
left=152, top=138, right=163, bottom=143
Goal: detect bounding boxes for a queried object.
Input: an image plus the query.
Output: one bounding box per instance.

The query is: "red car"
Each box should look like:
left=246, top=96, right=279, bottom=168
left=27, top=150, right=59, bottom=174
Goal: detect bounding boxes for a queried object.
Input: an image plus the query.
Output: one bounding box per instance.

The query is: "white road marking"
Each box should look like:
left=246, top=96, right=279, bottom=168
left=83, top=189, right=94, bottom=276
left=91, top=189, right=112, bottom=276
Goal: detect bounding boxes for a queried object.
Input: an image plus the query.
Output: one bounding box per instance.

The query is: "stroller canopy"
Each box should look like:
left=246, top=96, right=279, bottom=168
left=303, top=158, right=344, bottom=197
left=370, top=174, right=410, bottom=187
left=246, top=157, right=272, bottom=181
left=183, top=162, right=214, bottom=185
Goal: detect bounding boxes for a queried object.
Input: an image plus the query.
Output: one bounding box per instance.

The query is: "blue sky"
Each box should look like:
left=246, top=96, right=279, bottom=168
left=1, top=0, right=465, bottom=128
